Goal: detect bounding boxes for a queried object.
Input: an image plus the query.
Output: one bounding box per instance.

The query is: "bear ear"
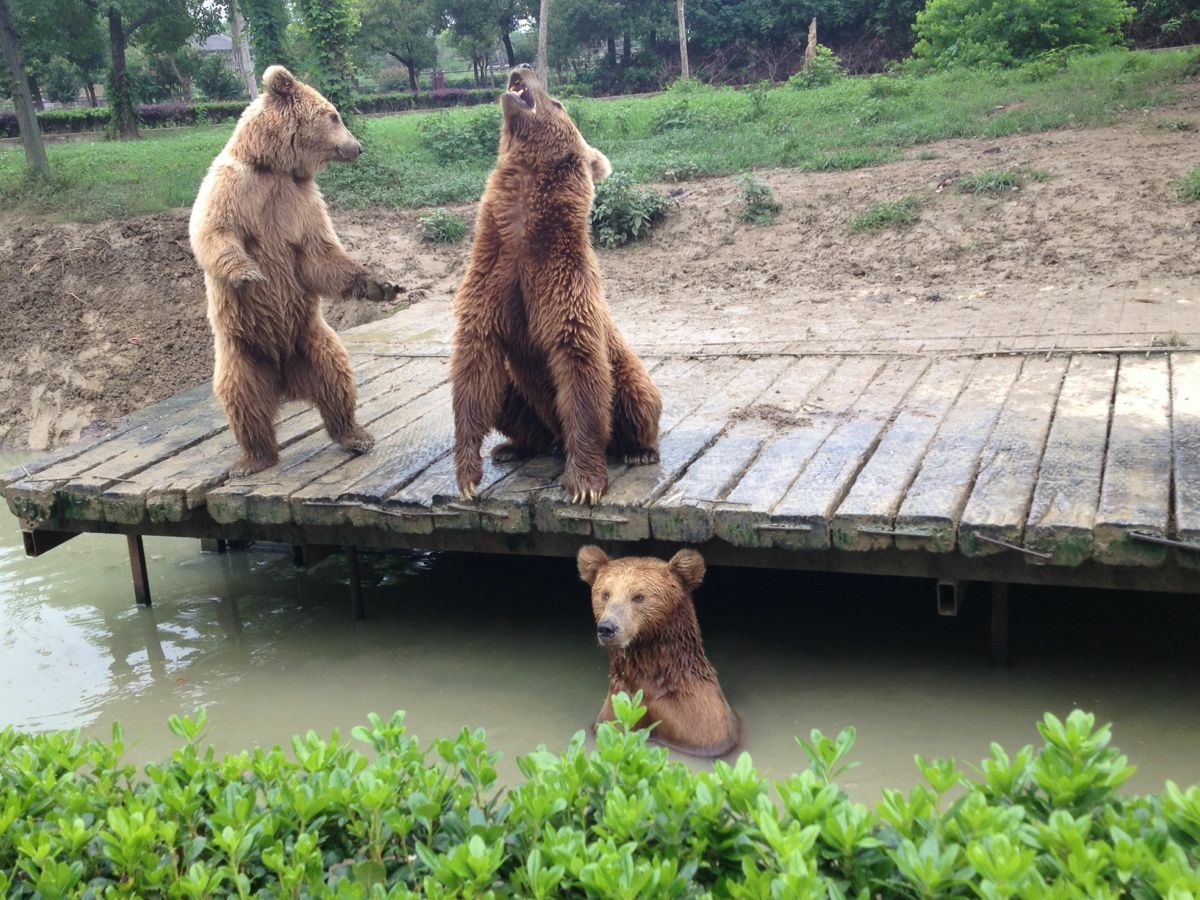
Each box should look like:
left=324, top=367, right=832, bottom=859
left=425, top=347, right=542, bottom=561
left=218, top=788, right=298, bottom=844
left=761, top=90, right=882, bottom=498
left=263, top=65, right=298, bottom=98
left=668, top=549, right=705, bottom=591
left=577, top=545, right=609, bottom=585
left=587, top=145, right=612, bottom=181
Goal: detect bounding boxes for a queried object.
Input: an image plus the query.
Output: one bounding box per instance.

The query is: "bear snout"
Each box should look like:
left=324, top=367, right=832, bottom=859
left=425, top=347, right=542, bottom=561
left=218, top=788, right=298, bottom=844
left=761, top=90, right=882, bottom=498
left=596, top=619, right=618, bottom=644
left=337, top=140, right=362, bottom=162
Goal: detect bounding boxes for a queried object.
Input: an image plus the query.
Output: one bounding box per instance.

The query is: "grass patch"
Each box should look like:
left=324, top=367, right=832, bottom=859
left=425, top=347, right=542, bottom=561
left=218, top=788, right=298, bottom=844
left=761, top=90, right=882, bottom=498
left=0, top=48, right=1192, bottom=222
left=736, top=173, right=782, bottom=225
left=1176, top=167, right=1200, bottom=202
left=1154, top=117, right=1195, bottom=132
left=851, top=195, right=922, bottom=232
left=590, top=173, right=671, bottom=248
left=957, top=167, right=1051, bottom=194
left=417, top=208, right=468, bottom=243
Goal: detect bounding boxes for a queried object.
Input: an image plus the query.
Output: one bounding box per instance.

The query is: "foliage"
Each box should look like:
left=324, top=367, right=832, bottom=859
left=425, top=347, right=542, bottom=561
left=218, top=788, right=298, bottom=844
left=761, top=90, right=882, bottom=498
left=194, top=53, right=244, bottom=102
left=359, top=0, right=441, bottom=93
left=240, top=0, right=292, bottom=74
left=417, top=105, right=501, bottom=163
left=851, top=195, right=922, bottom=231
left=417, top=207, right=468, bottom=242
left=590, top=173, right=671, bottom=248
left=1177, top=168, right=1200, bottom=202
left=294, top=0, right=359, bottom=111
left=3, top=703, right=1199, bottom=897
left=787, top=44, right=845, bottom=89
left=377, top=66, right=412, bottom=93
left=736, top=173, right=781, bottom=224
left=956, top=168, right=1051, bottom=194
left=41, top=56, right=84, bottom=104
left=912, top=0, right=1136, bottom=69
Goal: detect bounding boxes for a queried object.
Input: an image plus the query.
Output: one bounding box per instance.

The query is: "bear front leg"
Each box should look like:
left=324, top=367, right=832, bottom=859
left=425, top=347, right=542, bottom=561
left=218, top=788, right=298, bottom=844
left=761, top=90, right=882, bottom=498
left=289, top=318, right=374, bottom=454
left=547, top=336, right=613, bottom=505
left=214, top=339, right=282, bottom=476
left=196, top=227, right=264, bottom=287
left=298, top=236, right=398, bottom=301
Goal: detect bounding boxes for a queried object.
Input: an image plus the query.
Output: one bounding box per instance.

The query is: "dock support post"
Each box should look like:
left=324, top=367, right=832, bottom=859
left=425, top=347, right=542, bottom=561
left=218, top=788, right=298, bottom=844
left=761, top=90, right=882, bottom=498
left=936, top=579, right=965, bottom=616
left=127, top=535, right=151, bottom=606
left=346, top=545, right=365, bottom=619
left=201, top=538, right=227, bottom=553
left=990, top=582, right=1010, bottom=666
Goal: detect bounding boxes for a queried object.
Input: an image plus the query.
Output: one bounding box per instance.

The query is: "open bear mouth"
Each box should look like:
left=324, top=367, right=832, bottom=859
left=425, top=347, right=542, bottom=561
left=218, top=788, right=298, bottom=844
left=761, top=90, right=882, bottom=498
left=506, top=75, right=535, bottom=110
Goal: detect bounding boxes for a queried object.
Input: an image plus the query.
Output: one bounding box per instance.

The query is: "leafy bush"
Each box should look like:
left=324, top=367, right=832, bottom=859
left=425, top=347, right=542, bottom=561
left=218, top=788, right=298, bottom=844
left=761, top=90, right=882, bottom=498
left=1177, top=167, right=1200, bottom=201
left=736, top=173, right=782, bottom=224
left=418, top=208, right=468, bottom=243
left=590, top=174, right=671, bottom=248
left=195, top=54, right=245, bottom=102
left=787, top=45, right=846, bottom=89
left=912, top=0, right=1135, bottom=69
left=378, top=66, right=413, bottom=93
left=418, top=105, right=502, bottom=163
left=851, top=195, right=922, bottom=231
left=3, top=702, right=1199, bottom=897
left=42, top=56, right=85, bottom=105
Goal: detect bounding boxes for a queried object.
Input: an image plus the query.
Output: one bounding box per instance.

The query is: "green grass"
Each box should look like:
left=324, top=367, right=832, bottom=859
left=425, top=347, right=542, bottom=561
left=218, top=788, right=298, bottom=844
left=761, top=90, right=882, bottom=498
left=957, top=167, right=1052, bottom=194
left=850, top=195, right=922, bottom=232
left=1177, top=167, right=1200, bottom=202
left=417, top=207, right=468, bottom=243
left=0, top=48, right=1193, bottom=222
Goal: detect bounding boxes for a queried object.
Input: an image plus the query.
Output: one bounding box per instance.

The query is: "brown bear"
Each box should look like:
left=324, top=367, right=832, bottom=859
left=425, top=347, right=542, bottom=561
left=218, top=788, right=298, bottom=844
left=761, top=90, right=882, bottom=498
left=189, top=65, right=398, bottom=476
left=578, top=545, right=740, bottom=757
left=451, top=65, right=662, bottom=504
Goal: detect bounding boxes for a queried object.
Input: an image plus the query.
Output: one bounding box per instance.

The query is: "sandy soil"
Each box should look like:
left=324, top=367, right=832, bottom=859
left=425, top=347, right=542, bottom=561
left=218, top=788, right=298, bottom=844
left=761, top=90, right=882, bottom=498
left=2, top=91, right=1198, bottom=450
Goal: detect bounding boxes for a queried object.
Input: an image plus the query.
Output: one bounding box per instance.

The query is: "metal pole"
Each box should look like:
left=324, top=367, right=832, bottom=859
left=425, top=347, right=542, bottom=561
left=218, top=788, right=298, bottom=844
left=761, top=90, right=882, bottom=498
left=127, top=534, right=151, bottom=606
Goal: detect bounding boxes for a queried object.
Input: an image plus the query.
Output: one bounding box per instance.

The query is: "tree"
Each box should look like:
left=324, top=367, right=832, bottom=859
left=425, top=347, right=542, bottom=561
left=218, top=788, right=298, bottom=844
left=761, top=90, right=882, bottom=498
left=195, top=51, right=243, bottom=99
left=676, top=0, right=688, bottom=78
left=295, top=0, right=359, bottom=110
left=43, top=54, right=84, bottom=102
left=0, top=0, right=48, bottom=175
left=10, top=0, right=106, bottom=107
left=227, top=0, right=257, bottom=99
left=360, top=0, right=439, bottom=92
left=240, top=0, right=289, bottom=75
left=536, top=0, right=549, bottom=83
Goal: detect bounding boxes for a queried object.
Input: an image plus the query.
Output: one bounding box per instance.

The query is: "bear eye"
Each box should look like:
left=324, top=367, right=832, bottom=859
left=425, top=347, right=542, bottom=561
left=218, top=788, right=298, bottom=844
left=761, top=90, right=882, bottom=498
left=632, top=594, right=645, bottom=604
left=330, top=112, right=340, bottom=124
left=602, top=591, right=610, bottom=601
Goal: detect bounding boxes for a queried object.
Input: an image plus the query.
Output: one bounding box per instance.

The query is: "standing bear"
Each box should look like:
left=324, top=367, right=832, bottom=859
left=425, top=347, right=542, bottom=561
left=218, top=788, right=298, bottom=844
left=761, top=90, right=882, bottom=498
left=190, top=65, right=397, bottom=476
left=578, top=545, right=740, bottom=757
left=451, top=65, right=662, bottom=504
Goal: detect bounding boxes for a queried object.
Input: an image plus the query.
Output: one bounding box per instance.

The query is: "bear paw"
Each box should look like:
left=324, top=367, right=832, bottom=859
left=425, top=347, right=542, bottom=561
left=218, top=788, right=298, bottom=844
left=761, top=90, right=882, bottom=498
left=231, top=267, right=267, bottom=289
left=336, top=428, right=375, bottom=454
left=490, top=441, right=537, bottom=463
left=562, top=464, right=606, bottom=505
left=229, top=454, right=277, bottom=477
left=456, top=456, right=483, bottom=500
left=364, top=278, right=402, bottom=302
left=621, top=447, right=660, bottom=466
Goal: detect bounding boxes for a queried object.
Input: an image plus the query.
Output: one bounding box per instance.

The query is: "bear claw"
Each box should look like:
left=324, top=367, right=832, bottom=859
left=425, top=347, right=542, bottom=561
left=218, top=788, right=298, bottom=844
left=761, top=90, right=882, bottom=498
left=231, top=268, right=266, bottom=289
left=622, top=448, right=660, bottom=466
left=229, top=455, right=276, bottom=477
left=460, top=482, right=479, bottom=500
left=336, top=428, right=375, bottom=454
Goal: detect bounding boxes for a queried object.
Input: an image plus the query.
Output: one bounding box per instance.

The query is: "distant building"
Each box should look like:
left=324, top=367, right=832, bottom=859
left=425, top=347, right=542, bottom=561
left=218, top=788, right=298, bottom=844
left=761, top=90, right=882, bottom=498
left=193, top=34, right=234, bottom=59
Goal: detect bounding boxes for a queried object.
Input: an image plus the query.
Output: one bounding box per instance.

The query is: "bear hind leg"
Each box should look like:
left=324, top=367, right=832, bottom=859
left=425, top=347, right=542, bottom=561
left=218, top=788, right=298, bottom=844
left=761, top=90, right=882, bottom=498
left=289, top=321, right=374, bottom=454
left=215, top=346, right=283, bottom=476
left=608, top=338, right=662, bottom=466
left=493, top=385, right=557, bottom=462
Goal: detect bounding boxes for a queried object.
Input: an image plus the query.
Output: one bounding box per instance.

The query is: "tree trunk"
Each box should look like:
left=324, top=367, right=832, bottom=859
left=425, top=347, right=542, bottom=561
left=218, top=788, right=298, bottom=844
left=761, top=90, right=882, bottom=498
left=501, top=30, right=515, bottom=68
left=804, top=17, right=817, bottom=69
left=622, top=31, right=630, bottom=64
left=0, top=0, right=48, bottom=176
left=406, top=61, right=417, bottom=92
left=606, top=34, right=616, bottom=65
left=229, top=0, right=258, bottom=100
left=676, top=0, right=689, bottom=80
left=86, top=81, right=98, bottom=106
left=29, top=73, right=43, bottom=110
left=107, top=8, right=139, bottom=139
left=536, top=0, right=549, bottom=85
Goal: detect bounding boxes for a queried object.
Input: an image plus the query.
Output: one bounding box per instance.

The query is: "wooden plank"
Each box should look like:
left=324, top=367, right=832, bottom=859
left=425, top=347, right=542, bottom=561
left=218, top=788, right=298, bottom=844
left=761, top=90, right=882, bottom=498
left=1094, top=355, right=1172, bottom=566
left=831, top=358, right=976, bottom=552
left=1023, top=354, right=1119, bottom=566
left=1173, top=353, right=1200, bottom=568
left=958, top=357, right=1068, bottom=557
left=577, top=355, right=797, bottom=541
left=382, top=434, right=513, bottom=534
left=650, top=357, right=839, bottom=544
left=707, top=357, right=881, bottom=548
left=533, top=358, right=700, bottom=536
left=761, top=357, right=929, bottom=550
left=100, top=356, right=414, bottom=524
left=893, top=356, right=1025, bottom=553
left=205, top=358, right=448, bottom=525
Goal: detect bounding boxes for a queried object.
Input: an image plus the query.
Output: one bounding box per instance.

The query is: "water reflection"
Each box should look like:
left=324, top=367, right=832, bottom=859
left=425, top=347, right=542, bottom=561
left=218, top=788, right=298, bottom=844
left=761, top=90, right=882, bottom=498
left=2, top=453, right=1199, bottom=797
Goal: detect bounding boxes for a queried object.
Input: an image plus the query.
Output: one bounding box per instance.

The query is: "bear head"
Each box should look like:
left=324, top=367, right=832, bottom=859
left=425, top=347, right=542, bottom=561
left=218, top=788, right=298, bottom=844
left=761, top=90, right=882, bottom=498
left=500, top=64, right=612, bottom=182
left=228, top=66, right=362, bottom=179
left=577, top=546, right=706, bottom=649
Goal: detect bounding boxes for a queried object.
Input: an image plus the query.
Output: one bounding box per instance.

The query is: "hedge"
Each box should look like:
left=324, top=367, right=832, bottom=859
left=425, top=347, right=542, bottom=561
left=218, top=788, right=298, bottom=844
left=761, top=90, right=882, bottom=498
left=0, top=89, right=497, bottom=139
left=2, top=697, right=1198, bottom=897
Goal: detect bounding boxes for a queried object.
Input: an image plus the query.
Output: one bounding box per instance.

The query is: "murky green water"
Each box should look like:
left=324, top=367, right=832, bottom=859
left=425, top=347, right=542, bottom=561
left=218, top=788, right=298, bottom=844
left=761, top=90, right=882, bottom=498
left=3, top=452, right=1199, bottom=798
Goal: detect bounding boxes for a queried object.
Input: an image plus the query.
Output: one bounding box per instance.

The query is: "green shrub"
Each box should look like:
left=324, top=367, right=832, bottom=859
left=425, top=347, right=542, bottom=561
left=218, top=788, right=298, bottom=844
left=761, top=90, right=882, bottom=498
left=418, top=208, right=468, bottom=243
left=1177, top=167, right=1200, bottom=202
left=912, top=0, right=1135, bottom=69
left=851, top=195, right=922, bottom=231
left=43, top=56, right=85, bottom=105
left=3, top=702, right=1198, bottom=897
left=787, top=44, right=845, bottom=89
left=590, top=173, right=671, bottom=248
left=418, top=106, right=502, bottom=164
left=195, top=54, right=245, bottom=102
left=736, top=173, right=782, bottom=225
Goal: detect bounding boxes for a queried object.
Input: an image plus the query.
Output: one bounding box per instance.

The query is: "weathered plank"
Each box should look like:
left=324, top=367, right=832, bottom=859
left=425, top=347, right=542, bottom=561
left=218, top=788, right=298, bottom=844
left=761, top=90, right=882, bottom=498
left=761, top=357, right=929, bottom=550
left=100, top=355, right=413, bottom=524
left=708, top=357, right=881, bottom=548
left=1023, top=354, right=1119, bottom=566
left=1094, top=355, right=1172, bottom=566
left=1172, top=353, right=1200, bottom=568
left=205, top=358, right=448, bottom=524
left=577, top=355, right=797, bottom=542
left=652, top=357, right=843, bottom=545
left=831, top=358, right=976, bottom=552
left=958, top=357, right=1068, bottom=557
left=382, top=435, right=512, bottom=534
left=533, top=358, right=701, bottom=536
left=893, top=356, right=1025, bottom=553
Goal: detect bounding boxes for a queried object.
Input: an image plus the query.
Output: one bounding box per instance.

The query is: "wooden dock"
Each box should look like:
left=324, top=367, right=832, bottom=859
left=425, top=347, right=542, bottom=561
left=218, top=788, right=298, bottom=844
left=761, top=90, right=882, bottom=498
left=4, top=306, right=1199, bottom=618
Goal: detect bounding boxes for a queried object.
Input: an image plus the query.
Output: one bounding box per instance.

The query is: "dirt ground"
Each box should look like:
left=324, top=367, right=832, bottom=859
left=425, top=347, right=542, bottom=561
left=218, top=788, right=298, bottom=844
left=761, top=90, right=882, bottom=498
left=2, top=89, right=1198, bottom=450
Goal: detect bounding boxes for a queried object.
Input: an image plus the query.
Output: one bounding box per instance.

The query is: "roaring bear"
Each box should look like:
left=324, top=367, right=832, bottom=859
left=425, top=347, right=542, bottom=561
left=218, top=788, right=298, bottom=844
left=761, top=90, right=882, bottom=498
left=189, top=65, right=398, bottom=476
left=451, top=65, right=662, bottom=504
left=578, top=545, right=740, bottom=757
